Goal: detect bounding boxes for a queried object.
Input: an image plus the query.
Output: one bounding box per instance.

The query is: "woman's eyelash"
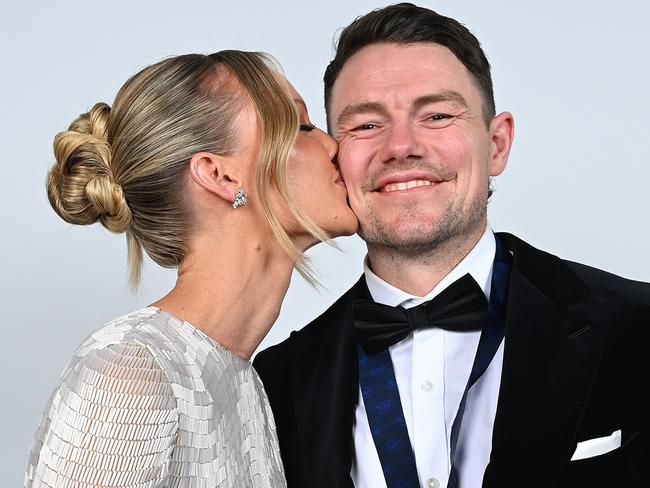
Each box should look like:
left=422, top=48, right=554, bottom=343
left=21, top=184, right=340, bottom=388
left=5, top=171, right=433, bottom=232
left=299, top=123, right=316, bottom=132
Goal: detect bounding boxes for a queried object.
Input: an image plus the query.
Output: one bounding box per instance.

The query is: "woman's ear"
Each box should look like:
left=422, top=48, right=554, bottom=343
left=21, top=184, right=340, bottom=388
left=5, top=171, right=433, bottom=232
left=189, top=152, right=242, bottom=204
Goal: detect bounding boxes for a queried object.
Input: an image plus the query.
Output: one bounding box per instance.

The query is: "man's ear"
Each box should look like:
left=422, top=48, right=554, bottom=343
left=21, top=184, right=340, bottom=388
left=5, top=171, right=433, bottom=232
left=488, top=111, right=515, bottom=177
left=189, top=152, right=243, bottom=204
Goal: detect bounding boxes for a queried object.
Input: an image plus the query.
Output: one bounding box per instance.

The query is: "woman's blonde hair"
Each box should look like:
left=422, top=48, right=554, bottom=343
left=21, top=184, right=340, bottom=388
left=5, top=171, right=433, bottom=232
left=47, top=51, right=329, bottom=288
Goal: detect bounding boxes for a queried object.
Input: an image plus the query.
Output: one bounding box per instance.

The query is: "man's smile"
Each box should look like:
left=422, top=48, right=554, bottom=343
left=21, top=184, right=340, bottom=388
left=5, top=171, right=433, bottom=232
left=380, top=179, right=435, bottom=192
left=369, top=171, right=445, bottom=194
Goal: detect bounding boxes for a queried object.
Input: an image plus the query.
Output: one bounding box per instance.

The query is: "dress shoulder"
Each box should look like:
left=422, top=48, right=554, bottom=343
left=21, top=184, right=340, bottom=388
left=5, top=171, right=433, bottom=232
left=25, top=310, right=179, bottom=487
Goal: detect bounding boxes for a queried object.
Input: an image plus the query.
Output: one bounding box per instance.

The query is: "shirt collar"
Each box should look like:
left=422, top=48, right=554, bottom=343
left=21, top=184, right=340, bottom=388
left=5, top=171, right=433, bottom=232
left=363, top=226, right=496, bottom=308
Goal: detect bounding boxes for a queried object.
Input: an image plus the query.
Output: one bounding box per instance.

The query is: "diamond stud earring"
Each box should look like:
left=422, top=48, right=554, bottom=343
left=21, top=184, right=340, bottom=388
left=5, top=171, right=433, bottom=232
left=232, top=188, right=247, bottom=209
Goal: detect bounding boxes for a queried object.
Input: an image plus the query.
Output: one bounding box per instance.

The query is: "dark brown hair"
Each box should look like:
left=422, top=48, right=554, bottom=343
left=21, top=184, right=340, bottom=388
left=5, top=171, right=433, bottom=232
left=324, top=3, right=495, bottom=127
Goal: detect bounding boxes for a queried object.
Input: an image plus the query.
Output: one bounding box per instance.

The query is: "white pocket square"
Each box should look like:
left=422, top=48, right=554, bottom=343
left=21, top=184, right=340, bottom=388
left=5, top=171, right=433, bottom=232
left=571, top=429, right=622, bottom=461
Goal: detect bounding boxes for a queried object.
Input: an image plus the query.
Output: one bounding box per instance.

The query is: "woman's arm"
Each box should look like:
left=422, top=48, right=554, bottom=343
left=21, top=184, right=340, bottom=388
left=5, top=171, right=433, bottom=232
left=25, top=342, right=179, bottom=487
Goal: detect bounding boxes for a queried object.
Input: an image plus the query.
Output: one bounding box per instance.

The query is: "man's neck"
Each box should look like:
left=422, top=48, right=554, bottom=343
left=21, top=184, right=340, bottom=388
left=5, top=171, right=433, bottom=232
left=366, top=224, right=488, bottom=297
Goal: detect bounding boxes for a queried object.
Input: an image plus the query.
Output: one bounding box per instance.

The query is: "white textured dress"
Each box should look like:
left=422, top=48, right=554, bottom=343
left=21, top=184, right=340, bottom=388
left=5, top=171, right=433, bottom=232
left=25, top=307, right=286, bottom=487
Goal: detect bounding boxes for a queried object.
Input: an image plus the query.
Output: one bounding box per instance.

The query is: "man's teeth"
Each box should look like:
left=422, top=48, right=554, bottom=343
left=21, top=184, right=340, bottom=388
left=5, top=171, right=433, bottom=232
left=382, top=180, right=433, bottom=192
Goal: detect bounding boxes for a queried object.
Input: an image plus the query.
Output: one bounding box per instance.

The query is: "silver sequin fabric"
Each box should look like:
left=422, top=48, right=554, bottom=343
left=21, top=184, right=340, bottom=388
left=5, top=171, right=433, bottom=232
left=25, top=307, right=286, bottom=487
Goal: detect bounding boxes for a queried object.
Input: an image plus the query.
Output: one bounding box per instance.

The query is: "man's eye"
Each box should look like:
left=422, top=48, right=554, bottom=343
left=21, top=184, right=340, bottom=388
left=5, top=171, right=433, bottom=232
left=430, top=114, right=451, bottom=121
left=355, top=123, right=376, bottom=131
left=300, top=123, right=316, bottom=132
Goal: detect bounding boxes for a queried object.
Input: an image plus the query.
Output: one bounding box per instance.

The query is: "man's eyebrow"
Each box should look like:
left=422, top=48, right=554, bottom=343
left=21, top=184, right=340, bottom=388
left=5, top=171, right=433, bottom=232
left=336, top=101, right=387, bottom=127
left=412, top=92, right=468, bottom=112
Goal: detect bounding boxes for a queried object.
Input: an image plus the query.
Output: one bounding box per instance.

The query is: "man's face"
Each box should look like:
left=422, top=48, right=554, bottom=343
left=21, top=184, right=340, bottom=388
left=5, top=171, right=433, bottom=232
left=329, top=42, right=510, bottom=254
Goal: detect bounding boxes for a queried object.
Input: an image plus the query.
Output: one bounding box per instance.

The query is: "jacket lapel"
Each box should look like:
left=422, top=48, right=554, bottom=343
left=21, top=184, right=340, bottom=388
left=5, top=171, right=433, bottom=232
left=484, top=233, right=613, bottom=487
left=291, top=277, right=369, bottom=488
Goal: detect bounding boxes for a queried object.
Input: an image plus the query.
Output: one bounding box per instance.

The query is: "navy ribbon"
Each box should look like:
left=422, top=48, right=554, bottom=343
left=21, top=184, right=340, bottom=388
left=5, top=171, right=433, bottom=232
left=357, top=237, right=512, bottom=488
left=358, top=347, right=420, bottom=487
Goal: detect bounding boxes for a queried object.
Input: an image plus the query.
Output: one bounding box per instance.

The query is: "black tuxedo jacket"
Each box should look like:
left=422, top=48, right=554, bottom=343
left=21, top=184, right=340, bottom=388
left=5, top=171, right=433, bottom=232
left=254, top=233, right=650, bottom=487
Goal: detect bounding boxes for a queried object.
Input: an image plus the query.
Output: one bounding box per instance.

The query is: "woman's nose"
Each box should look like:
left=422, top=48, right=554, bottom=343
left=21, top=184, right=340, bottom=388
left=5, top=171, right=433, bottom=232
left=316, top=129, right=338, bottom=161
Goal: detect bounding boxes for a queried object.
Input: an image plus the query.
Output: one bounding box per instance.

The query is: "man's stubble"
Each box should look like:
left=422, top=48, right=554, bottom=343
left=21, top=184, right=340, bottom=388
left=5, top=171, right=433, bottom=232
left=359, top=180, right=489, bottom=261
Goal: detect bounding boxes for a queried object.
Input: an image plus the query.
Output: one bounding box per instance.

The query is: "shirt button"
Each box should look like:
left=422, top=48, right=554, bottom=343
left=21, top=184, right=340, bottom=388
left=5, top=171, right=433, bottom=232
left=427, top=478, right=440, bottom=488
left=421, top=380, right=433, bottom=392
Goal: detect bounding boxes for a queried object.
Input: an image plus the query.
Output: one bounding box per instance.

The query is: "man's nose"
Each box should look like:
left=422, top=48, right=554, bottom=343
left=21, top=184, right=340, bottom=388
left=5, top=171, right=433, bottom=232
left=378, top=121, right=425, bottom=164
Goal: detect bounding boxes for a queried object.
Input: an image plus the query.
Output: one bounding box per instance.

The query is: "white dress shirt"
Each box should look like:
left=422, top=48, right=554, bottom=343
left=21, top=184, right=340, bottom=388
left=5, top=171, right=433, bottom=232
left=351, top=227, right=505, bottom=488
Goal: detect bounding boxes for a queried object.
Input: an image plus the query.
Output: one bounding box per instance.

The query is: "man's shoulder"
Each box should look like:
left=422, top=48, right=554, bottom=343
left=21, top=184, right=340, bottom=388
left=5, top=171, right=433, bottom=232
left=499, top=232, right=650, bottom=308
left=564, top=259, right=650, bottom=306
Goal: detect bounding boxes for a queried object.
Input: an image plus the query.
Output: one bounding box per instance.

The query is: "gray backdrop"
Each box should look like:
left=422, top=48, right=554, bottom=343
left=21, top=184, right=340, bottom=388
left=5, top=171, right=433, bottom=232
left=2, top=0, right=649, bottom=483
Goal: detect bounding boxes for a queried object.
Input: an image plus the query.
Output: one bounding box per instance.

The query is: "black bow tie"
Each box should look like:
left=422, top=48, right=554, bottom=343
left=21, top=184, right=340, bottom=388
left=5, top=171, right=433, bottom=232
left=353, top=274, right=488, bottom=354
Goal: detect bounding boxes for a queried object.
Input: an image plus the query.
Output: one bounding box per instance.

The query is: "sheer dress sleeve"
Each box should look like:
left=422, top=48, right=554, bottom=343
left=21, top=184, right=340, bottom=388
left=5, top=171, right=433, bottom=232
left=25, top=342, right=179, bottom=487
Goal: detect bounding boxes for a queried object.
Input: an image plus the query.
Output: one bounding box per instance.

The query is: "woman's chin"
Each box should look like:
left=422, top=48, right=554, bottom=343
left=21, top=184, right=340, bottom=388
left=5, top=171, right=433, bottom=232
left=294, top=211, right=359, bottom=251
left=325, top=214, right=359, bottom=239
